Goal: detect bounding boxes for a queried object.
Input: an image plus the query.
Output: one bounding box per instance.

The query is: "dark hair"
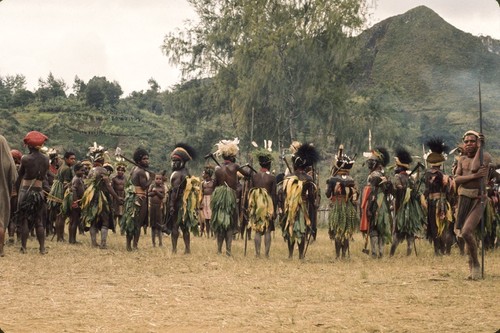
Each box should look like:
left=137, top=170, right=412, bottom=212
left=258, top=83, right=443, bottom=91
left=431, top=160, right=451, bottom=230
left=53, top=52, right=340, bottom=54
left=133, top=148, right=149, bottom=163
left=73, top=162, right=85, bottom=172
left=64, top=151, right=76, bottom=159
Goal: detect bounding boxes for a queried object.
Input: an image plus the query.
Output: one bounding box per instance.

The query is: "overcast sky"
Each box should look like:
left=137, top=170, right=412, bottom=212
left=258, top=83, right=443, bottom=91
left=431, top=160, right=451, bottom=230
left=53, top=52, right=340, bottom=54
left=0, top=0, right=498, bottom=95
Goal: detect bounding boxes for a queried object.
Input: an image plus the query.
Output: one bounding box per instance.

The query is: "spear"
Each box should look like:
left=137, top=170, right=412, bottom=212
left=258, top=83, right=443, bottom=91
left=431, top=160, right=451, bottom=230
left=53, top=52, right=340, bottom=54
left=479, top=82, right=485, bottom=279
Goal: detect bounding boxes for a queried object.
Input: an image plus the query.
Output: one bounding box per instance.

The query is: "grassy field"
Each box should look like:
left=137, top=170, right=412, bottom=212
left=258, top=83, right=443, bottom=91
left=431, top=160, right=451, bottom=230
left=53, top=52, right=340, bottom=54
left=1, top=230, right=499, bottom=333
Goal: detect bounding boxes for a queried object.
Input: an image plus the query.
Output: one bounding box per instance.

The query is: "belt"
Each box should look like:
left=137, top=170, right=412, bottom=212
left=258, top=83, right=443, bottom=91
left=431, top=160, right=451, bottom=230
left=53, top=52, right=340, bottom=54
left=428, top=193, right=443, bottom=200
left=134, top=186, right=146, bottom=196
left=21, top=179, right=43, bottom=188
left=458, top=187, right=479, bottom=199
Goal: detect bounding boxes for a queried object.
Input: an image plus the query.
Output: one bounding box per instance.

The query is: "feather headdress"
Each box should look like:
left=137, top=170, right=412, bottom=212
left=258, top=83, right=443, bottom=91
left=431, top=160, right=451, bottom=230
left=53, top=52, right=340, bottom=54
left=394, top=147, right=413, bottom=169
left=171, top=143, right=197, bottom=162
left=293, top=142, right=320, bottom=168
left=424, top=137, right=448, bottom=165
left=214, top=138, right=239, bottom=158
left=370, top=147, right=390, bottom=167
left=334, top=144, right=355, bottom=170
left=88, top=142, right=108, bottom=162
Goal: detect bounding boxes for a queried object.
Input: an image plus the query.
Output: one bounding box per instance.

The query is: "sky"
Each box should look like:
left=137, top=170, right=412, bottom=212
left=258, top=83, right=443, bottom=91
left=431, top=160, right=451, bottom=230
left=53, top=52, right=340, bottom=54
left=0, top=0, right=499, bottom=95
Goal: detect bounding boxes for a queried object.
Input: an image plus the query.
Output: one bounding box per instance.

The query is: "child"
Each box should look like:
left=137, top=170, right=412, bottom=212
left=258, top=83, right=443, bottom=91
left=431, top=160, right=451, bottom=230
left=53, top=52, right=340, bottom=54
left=149, top=174, right=165, bottom=247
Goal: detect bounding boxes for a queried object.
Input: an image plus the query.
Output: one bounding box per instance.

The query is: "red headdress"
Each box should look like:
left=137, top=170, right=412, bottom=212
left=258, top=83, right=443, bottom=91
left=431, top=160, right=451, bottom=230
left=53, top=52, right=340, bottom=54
left=23, top=131, right=48, bottom=149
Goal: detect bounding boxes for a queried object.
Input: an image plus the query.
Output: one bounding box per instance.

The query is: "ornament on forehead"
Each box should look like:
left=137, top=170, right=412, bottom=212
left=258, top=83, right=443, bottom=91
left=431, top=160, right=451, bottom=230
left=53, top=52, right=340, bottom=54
left=116, top=161, right=127, bottom=171
left=170, top=143, right=197, bottom=162
left=462, top=130, right=480, bottom=140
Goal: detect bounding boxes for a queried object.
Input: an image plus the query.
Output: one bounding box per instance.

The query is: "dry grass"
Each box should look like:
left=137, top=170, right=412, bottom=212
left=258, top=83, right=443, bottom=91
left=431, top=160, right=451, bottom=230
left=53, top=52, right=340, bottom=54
left=1, top=230, right=499, bottom=333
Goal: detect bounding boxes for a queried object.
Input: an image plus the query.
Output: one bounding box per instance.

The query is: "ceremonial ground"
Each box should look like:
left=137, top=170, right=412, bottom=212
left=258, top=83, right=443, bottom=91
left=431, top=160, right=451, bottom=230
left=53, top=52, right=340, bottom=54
left=1, top=231, right=498, bottom=332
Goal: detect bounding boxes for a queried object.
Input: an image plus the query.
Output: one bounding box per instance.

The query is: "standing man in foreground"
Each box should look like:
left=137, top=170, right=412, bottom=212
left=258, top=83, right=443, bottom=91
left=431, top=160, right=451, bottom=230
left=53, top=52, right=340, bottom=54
left=211, top=138, right=244, bottom=256
left=15, top=131, right=50, bottom=254
left=168, top=143, right=199, bottom=254
left=248, top=149, right=277, bottom=258
left=0, top=135, right=17, bottom=257
left=280, top=143, right=319, bottom=259
left=121, top=148, right=152, bottom=251
left=454, top=130, right=492, bottom=280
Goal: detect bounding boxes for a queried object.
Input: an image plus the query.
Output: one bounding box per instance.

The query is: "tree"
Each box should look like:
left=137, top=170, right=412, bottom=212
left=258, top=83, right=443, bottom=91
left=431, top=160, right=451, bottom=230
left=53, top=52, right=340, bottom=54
left=163, top=0, right=369, bottom=148
left=84, top=76, right=123, bottom=109
left=36, top=72, right=66, bottom=102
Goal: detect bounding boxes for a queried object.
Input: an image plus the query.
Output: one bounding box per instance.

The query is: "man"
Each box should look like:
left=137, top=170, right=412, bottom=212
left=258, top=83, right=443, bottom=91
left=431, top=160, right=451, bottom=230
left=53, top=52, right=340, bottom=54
left=423, top=138, right=454, bottom=256
left=68, top=162, right=85, bottom=244
left=0, top=136, right=17, bottom=257
left=121, top=148, right=152, bottom=251
left=81, top=143, right=121, bottom=249
left=211, top=138, right=246, bottom=256
left=111, top=162, right=127, bottom=233
left=280, top=142, right=319, bottom=259
left=390, top=147, right=424, bottom=256
left=168, top=143, right=199, bottom=254
left=7, top=149, right=22, bottom=244
left=454, top=130, right=492, bottom=280
left=200, top=165, right=215, bottom=238
left=247, top=149, right=277, bottom=258
left=49, top=151, right=76, bottom=242
left=15, top=131, right=50, bottom=254
left=360, top=147, right=392, bottom=258
left=325, top=145, right=358, bottom=259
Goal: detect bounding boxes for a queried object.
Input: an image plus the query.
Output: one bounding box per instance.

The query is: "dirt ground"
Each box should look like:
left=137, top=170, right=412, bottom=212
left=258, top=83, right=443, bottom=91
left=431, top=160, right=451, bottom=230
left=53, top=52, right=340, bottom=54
left=1, top=230, right=499, bottom=333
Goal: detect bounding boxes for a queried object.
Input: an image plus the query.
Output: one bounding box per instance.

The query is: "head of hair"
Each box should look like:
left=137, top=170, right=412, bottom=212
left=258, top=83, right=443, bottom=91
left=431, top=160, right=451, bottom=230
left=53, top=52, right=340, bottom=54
left=73, top=162, right=85, bottom=172
left=64, top=151, right=75, bottom=159
left=133, top=148, right=149, bottom=163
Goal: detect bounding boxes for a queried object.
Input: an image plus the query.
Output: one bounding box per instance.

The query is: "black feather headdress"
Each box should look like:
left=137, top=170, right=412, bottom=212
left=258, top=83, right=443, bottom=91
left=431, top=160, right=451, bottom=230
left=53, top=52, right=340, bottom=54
left=425, top=137, right=447, bottom=165
left=171, top=143, right=197, bottom=162
left=293, top=142, right=320, bottom=168
left=371, top=147, right=390, bottom=167
left=394, top=147, right=412, bottom=169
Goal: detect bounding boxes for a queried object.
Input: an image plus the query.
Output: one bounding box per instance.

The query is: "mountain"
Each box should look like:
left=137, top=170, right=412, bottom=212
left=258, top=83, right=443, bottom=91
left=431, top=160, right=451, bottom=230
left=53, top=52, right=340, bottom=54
left=1, top=5, right=499, bottom=170
left=345, top=6, right=500, bottom=152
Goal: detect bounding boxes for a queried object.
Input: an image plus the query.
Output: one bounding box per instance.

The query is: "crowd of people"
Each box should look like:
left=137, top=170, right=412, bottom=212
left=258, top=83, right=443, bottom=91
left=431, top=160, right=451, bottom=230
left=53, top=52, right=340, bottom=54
left=0, top=130, right=498, bottom=281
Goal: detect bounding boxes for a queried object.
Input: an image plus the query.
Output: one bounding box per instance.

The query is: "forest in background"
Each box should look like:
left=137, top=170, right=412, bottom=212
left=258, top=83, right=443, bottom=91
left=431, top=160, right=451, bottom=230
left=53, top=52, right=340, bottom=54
left=1, top=3, right=499, bottom=183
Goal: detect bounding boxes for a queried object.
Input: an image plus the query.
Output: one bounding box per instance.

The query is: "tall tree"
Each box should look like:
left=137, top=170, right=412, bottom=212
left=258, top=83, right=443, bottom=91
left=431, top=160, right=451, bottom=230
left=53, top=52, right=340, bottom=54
left=163, top=0, right=368, bottom=148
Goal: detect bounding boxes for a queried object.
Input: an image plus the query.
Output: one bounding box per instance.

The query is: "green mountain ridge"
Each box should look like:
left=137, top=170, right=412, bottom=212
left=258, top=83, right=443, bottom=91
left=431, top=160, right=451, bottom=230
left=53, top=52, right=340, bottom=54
left=1, top=5, right=499, bottom=174
left=346, top=5, right=500, bottom=153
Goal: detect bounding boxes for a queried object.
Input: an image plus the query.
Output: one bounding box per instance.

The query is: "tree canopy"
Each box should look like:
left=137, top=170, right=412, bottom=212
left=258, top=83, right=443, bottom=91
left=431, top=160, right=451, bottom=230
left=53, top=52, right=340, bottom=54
left=162, top=0, right=370, bottom=151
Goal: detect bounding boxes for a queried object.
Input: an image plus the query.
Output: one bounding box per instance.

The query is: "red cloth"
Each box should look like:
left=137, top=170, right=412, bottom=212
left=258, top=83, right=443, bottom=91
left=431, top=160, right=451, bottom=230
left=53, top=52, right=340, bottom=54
left=10, top=149, right=22, bottom=161
left=23, top=131, right=48, bottom=147
left=359, top=185, right=371, bottom=232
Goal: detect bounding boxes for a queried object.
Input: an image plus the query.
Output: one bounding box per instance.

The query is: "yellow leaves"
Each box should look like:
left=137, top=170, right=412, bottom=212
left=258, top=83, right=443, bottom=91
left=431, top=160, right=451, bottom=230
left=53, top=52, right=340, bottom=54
left=247, top=188, right=274, bottom=232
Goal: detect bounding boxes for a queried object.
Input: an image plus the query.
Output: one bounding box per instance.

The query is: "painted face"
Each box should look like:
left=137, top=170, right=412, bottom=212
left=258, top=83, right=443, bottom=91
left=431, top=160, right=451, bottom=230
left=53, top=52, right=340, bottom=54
left=171, top=157, right=183, bottom=171
left=463, top=135, right=478, bottom=157
left=367, top=159, right=378, bottom=171
left=139, top=155, right=150, bottom=168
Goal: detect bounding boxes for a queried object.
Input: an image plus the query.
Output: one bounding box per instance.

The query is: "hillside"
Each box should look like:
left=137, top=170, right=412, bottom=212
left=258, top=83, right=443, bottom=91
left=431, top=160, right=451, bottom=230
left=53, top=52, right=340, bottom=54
left=1, top=5, right=499, bottom=176
left=346, top=5, right=500, bottom=152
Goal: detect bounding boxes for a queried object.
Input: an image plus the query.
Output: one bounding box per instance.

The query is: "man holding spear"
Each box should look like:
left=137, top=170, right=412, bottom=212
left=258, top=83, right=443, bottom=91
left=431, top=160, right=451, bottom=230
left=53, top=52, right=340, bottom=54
left=454, top=130, right=491, bottom=280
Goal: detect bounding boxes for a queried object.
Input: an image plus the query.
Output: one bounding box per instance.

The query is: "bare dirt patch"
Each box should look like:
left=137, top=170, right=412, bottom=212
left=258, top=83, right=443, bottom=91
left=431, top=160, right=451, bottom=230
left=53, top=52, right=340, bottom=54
left=1, top=231, right=499, bottom=332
